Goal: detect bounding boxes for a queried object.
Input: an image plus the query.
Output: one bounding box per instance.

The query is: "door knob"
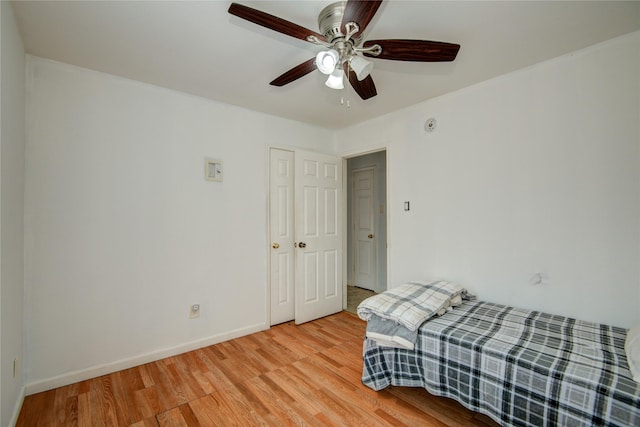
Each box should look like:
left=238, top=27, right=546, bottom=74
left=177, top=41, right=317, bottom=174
left=272, top=243, right=279, bottom=249
left=368, top=234, right=374, bottom=239
left=298, top=242, right=307, bottom=248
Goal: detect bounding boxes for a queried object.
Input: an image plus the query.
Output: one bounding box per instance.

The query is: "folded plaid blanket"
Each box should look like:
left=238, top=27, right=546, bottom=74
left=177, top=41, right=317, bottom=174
left=357, top=280, right=469, bottom=332
left=365, top=314, right=419, bottom=350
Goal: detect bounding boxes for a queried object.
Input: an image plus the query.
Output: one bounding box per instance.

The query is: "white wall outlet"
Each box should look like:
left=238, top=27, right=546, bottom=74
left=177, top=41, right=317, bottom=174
left=189, top=304, right=200, bottom=318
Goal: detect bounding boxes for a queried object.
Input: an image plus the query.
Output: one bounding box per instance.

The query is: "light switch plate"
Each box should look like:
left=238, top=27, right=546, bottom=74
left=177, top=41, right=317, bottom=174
left=205, top=159, right=223, bottom=182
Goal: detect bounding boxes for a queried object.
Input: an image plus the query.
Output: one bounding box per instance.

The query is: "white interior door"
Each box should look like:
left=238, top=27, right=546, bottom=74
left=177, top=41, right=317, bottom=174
left=294, top=150, right=342, bottom=324
left=269, top=149, right=295, bottom=325
left=352, top=168, right=376, bottom=291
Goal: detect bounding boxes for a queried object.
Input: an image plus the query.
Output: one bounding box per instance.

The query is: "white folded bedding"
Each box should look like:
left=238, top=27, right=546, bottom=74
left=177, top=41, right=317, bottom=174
left=357, top=280, right=470, bottom=332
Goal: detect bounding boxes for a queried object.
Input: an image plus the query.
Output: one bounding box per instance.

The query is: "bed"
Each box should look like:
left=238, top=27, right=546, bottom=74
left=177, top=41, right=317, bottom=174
left=359, top=283, right=640, bottom=427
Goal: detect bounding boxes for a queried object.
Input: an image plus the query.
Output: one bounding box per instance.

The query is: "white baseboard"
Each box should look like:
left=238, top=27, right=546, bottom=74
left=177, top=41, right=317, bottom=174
left=25, top=321, right=268, bottom=395
left=9, top=385, right=26, bottom=427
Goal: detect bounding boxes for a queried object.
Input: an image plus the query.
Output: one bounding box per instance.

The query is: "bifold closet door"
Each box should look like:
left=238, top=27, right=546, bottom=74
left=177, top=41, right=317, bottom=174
left=269, top=148, right=342, bottom=325
left=293, top=150, right=342, bottom=325
left=269, top=149, right=295, bottom=325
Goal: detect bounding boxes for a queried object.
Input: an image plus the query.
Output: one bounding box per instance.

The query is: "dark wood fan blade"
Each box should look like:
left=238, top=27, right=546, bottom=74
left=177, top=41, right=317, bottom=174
left=345, top=62, right=377, bottom=100
left=363, top=39, right=460, bottom=61
left=270, top=58, right=317, bottom=87
left=229, top=3, right=327, bottom=43
left=341, top=0, right=383, bottom=37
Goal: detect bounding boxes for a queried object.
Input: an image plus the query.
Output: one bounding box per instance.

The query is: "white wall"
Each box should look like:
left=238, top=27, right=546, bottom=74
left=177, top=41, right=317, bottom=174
left=24, top=56, right=334, bottom=392
left=337, top=31, right=640, bottom=328
left=1, top=2, right=26, bottom=425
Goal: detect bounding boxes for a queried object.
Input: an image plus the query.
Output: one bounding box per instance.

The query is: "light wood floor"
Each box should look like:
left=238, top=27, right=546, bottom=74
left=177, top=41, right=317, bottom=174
left=17, top=311, right=497, bottom=426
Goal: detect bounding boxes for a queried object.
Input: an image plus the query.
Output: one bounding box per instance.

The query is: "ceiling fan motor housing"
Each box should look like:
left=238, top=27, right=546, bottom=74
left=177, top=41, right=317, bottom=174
left=319, top=1, right=361, bottom=45
left=318, top=1, right=363, bottom=66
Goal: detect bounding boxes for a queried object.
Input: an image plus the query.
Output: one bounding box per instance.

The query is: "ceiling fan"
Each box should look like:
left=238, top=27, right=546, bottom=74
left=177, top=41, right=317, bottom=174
left=228, top=0, right=460, bottom=100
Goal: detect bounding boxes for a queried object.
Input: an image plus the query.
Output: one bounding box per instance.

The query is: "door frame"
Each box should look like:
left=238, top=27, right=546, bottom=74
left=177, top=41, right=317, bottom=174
left=267, top=144, right=390, bottom=322
left=340, top=145, right=390, bottom=310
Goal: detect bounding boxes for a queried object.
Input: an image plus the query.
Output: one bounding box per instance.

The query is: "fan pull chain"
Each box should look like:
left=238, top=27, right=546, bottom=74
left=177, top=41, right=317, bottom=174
left=340, top=62, right=351, bottom=109
left=345, top=63, right=351, bottom=109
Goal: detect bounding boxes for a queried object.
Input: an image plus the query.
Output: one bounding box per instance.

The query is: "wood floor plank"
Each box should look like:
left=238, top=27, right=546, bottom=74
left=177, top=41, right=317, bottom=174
left=269, top=327, right=319, bottom=357
left=242, top=376, right=323, bottom=427
left=291, top=358, right=393, bottom=427
left=388, top=386, right=484, bottom=427
left=161, top=360, right=202, bottom=403
left=178, top=403, right=203, bottom=427
left=137, top=364, right=155, bottom=389
left=76, top=391, right=92, bottom=427
left=184, top=395, right=228, bottom=426
left=131, top=387, right=160, bottom=421
left=169, top=355, right=207, bottom=400
left=141, top=363, right=179, bottom=412
left=51, top=382, right=77, bottom=426
left=65, top=395, right=79, bottom=427
left=128, top=416, right=159, bottom=427
left=17, top=311, right=498, bottom=427
left=16, top=389, right=51, bottom=426
left=156, top=407, right=189, bottom=427
left=265, top=368, right=320, bottom=413
left=110, top=371, right=143, bottom=424
left=191, top=348, right=236, bottom=393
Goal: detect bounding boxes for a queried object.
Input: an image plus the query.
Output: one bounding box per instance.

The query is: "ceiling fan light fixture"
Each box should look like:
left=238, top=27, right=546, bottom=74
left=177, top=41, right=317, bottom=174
left=325, top=68, right=344, bottom=90
left=229, top=2, right=460, bottom=101
left=316, top=49, right=340, bottom=74
left=350, top=55, right=373, bottom=81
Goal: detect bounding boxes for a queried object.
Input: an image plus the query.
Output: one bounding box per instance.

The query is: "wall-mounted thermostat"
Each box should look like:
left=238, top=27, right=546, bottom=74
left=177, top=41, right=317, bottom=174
left=205, top=159, right=223, bottom=182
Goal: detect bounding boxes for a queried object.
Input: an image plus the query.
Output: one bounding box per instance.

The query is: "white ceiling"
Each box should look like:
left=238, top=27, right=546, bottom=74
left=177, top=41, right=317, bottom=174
left=12, top=1, right=640, bottom=129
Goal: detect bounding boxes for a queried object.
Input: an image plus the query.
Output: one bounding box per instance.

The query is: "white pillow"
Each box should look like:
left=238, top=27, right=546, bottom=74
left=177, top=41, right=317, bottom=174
left=626, top=322, right=640, bottom=383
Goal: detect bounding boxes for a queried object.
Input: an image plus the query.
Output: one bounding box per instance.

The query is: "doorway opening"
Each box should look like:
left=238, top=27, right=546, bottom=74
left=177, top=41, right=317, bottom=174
left=345, top=150, right=387, bottom=314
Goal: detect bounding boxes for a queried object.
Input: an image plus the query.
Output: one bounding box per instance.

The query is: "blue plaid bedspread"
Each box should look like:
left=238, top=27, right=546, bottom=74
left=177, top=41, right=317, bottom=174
left=362, top=300, right=640, bottom=426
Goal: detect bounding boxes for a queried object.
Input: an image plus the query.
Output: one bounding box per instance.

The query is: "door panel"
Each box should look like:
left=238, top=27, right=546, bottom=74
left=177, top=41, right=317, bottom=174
left=353, top=168, right=376, bottom=290
left=324, top=249, right=338, bottom=297
left=303, top=185, right=318, bottom=236
left=295, top=150, right=342, bottom=324
left=269, top=149, right=295, bottom=325
left=303, top=252, right=318, bottom=302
